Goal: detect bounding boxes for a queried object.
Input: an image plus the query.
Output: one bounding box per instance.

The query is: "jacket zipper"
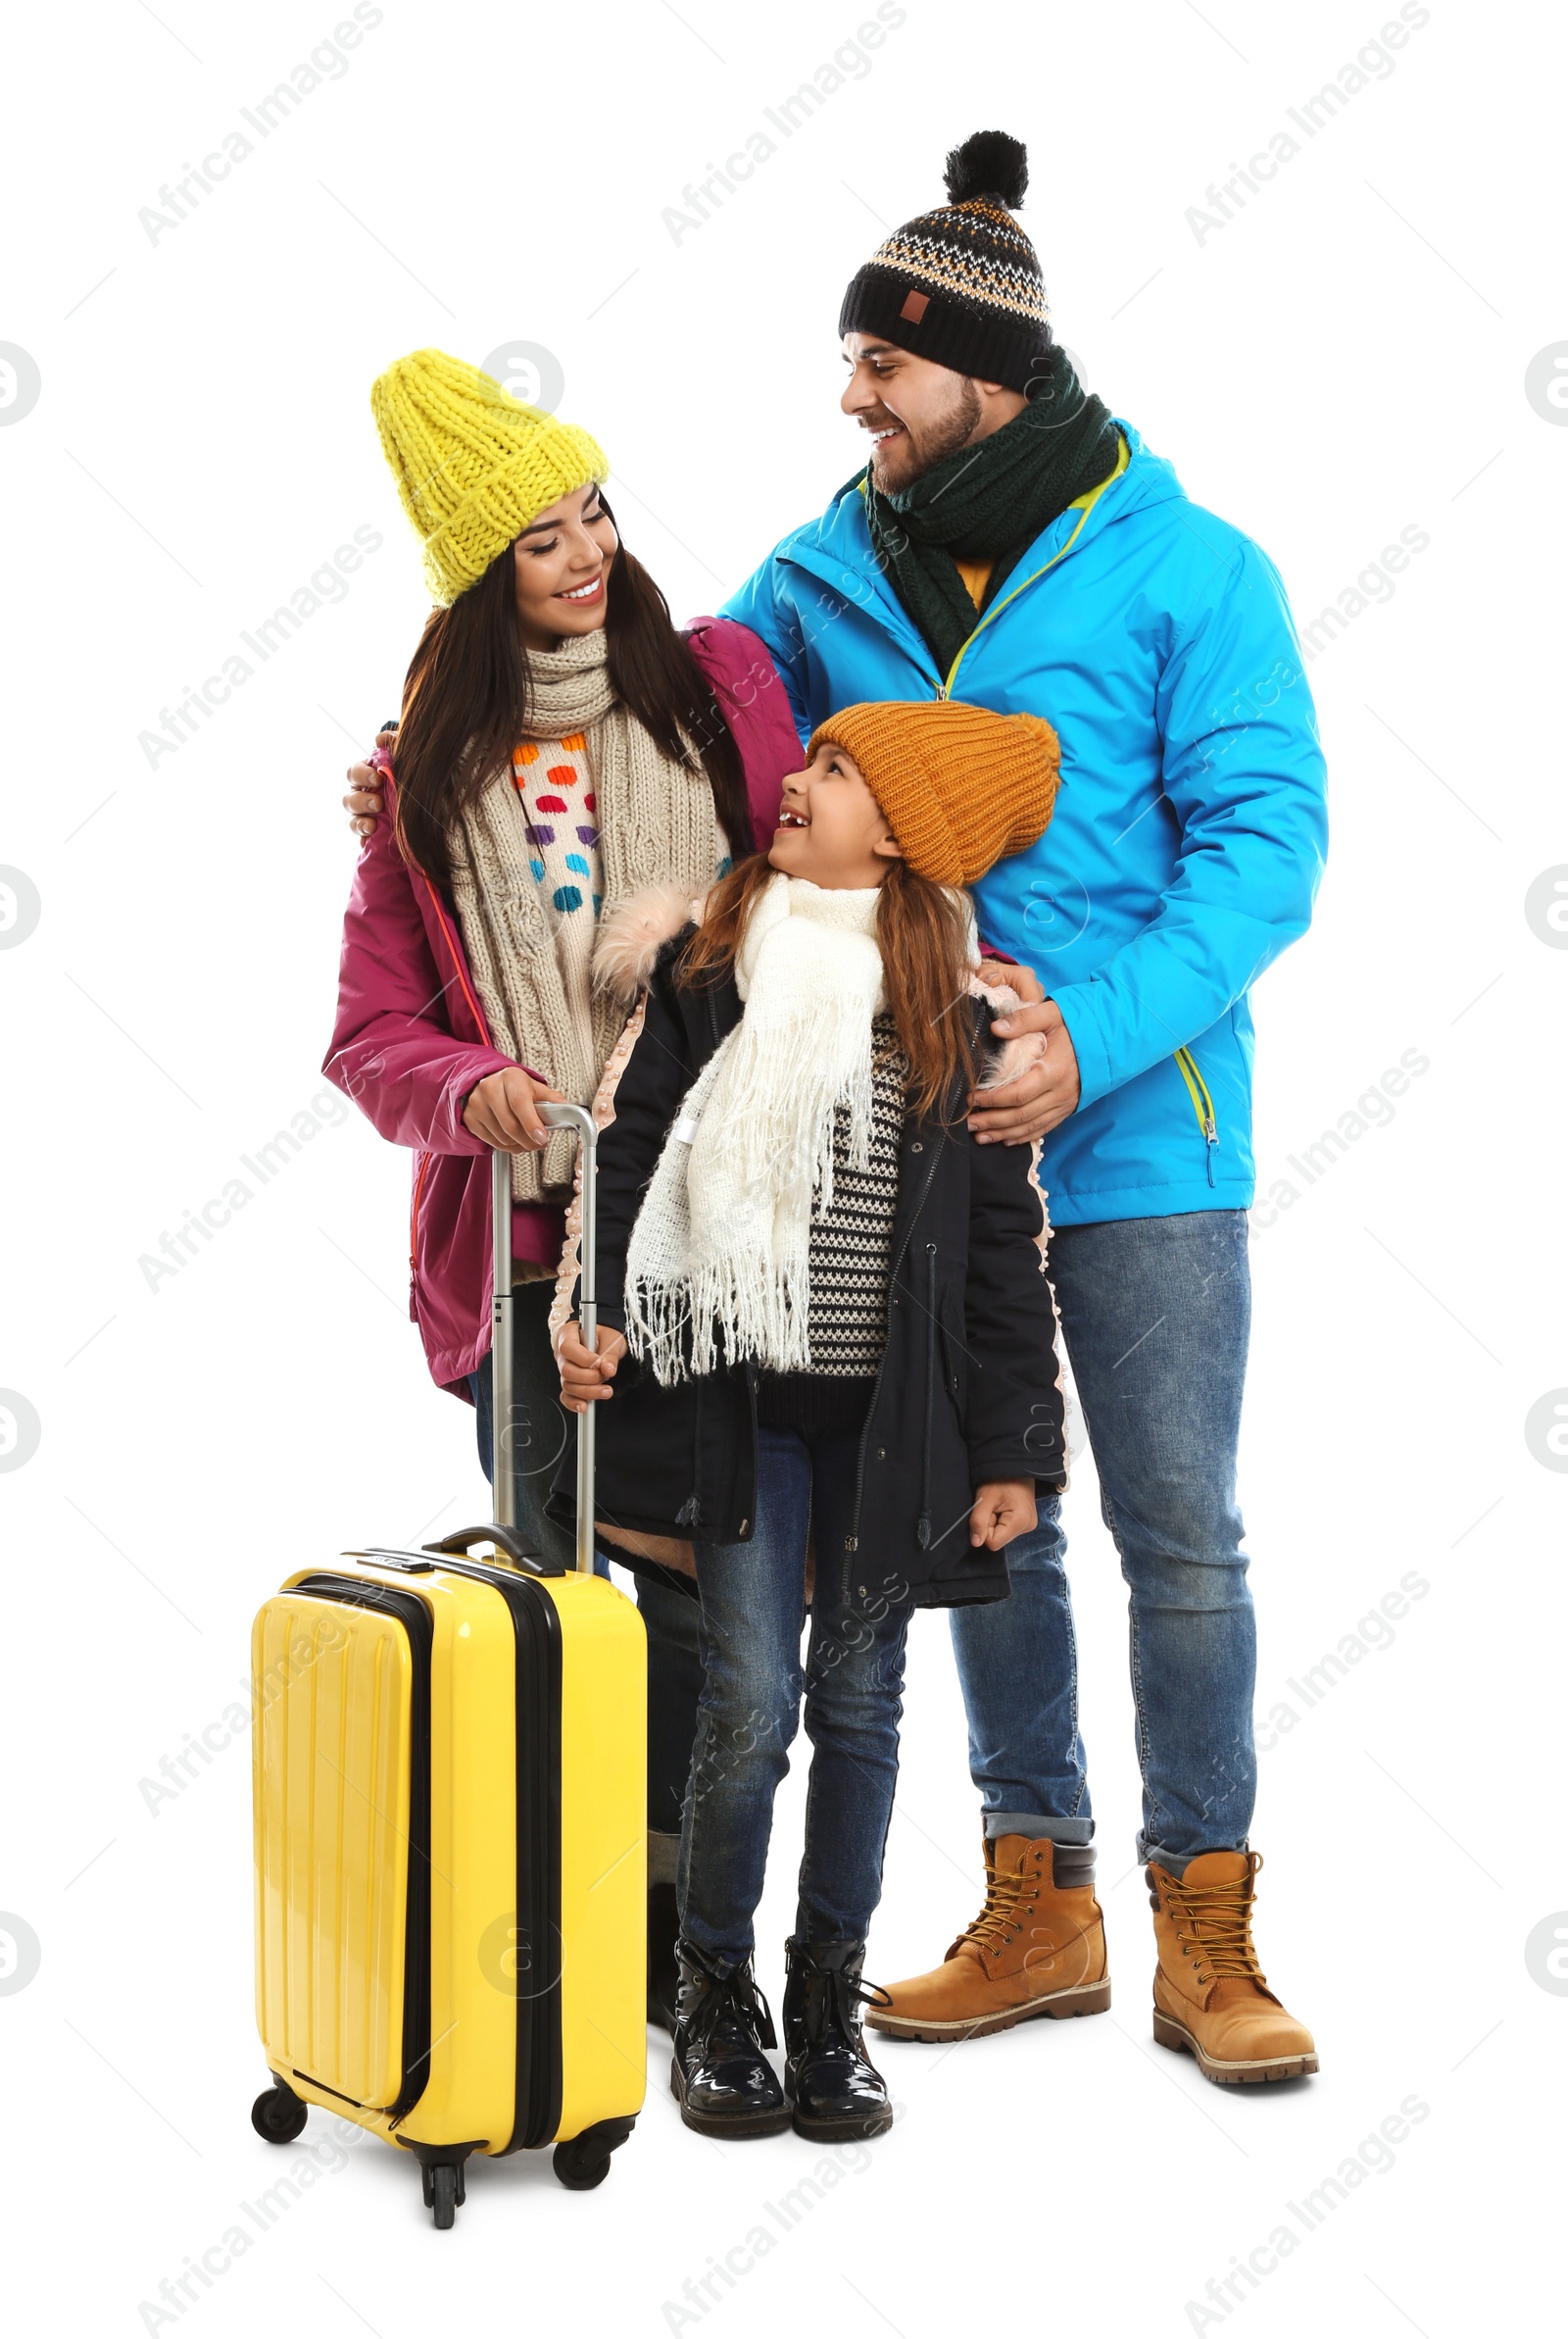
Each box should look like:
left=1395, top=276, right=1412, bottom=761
left=932, top=438, right=1129, bottom=702
left=916, top=1242, right=937, bottom=1551
left=409, top=1152, right=431, bottom=1297
left=1174, top=1047, right=1219, bottom=1186
left=843, top=1141, right=942, bottom=1600
left=895, top=446, right=1213, bottom=1198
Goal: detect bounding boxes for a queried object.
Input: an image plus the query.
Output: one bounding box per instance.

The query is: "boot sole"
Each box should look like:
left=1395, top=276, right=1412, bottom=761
left=782, top=2070, right=894, bottom=2141
left=790, top=2105, right=894, bottom=2142
left=669, top=2058, right=793, bottom=2138
left=1152, top=2008, right=1319, bottom=2085
left=865, top=1977, right=1111, bottom=2042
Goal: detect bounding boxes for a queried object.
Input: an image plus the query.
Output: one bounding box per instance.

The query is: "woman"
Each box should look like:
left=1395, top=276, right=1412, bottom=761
left=323, top=347, right=800, bottom=2024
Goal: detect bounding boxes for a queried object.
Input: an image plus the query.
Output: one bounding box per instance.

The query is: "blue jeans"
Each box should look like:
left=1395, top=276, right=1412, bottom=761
left=471, top=1283, right=703, bottom=1853
left=680, top=1424, right=912, bottom=1968
left=951, top=1211, right=1255, bottom=1875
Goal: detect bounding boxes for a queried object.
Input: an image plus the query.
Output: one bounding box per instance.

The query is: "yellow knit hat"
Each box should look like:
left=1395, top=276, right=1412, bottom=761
left=369, top=347, right=610, bottom=605
left=807, top=700, right=1060, bottom=887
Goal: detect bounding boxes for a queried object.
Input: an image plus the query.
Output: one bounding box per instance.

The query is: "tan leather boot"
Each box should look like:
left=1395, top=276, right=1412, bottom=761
left=866, top=1835, right=1110, bottom=2041
left=1148, top=1850, right=1317, bottom=2084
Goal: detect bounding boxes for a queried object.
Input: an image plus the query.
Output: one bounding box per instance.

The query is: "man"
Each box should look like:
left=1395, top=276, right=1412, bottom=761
left=719, top=129, right=1326, bottom=2086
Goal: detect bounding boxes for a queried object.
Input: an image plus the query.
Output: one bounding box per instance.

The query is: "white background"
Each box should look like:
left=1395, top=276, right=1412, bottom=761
left=2, top=1, right=1563, bottom=2331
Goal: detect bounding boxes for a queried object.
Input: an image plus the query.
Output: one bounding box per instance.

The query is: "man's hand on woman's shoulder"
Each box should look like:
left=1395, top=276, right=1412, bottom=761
left=344, top=725, right=396, bottom=836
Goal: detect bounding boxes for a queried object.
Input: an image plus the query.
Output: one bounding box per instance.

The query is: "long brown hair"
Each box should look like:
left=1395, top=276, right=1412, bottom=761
left=682, top=857, right=977, bottom=1122
left=389, top=496, right=752, bottom=888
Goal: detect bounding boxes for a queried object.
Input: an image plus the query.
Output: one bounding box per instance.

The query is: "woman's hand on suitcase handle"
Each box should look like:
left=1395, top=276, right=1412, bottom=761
left=462, top=1068, right=566, bottom=1152
left=344, top=727, right=396, bottom=836
left=969, top=1478, right=1038, bottom=1550
left=559, top=1321, right=629, bottom=1413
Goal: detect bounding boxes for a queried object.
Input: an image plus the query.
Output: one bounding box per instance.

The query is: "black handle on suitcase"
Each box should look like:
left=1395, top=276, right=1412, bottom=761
left=425, top=1106, right=599, bottom=1579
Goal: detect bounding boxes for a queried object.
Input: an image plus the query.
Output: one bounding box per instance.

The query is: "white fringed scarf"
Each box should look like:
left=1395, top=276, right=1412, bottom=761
left=624, top=873, right=888, bottom=1384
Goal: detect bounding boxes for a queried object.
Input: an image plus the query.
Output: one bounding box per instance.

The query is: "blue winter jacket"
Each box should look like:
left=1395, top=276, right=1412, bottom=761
left=721, top=423, right=1328, bottom=1226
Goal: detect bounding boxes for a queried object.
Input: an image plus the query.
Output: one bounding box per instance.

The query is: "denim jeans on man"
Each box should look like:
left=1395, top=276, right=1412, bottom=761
left=471, top=1282, right=703, bottom=1852
left=680, top=1422, right=912, bottom=1968
left=951, top=1211, right=1255, bottom=1876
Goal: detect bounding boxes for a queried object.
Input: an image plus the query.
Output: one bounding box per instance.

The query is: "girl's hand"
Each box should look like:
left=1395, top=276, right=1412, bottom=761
left=462, top=1068, right=566, bottom=1152
left=969, top=1479, right=1038, bottom=1550
left=344, top=727, right=396, bottom=836
left=559, top=1321, right=629, bottom=1413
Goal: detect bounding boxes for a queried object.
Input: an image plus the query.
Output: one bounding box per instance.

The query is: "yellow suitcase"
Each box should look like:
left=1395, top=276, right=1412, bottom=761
left=249, top=1116, right=646, bottom=2227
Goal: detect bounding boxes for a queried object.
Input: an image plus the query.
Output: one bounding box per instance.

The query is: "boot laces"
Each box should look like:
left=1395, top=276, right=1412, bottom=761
left=682, top=1955, right=778, bottom=2052
left=956, top=1863, right=1035, bottom=1955
left=796, top=1963, right=891, bottom=2049
left=1159, top=1856, right=1267, bottom=1984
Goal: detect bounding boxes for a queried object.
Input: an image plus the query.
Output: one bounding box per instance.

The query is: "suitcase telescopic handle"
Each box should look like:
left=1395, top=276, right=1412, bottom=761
left=490, top=1105, right=599, bottom=1578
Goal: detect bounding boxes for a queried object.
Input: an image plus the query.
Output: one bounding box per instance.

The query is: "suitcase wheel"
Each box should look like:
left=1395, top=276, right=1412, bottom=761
left=553, top=2115, right=635, bottom=2191
left=251, top=2082, right=308, bottom=2146
left=430, top=2165, right=459, bottom=2229
left=418, top=2160, right=466, bottom=2215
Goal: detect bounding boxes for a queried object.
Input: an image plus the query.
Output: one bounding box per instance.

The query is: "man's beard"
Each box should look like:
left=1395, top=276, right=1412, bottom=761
left=870, top=377, right=983, bottom=492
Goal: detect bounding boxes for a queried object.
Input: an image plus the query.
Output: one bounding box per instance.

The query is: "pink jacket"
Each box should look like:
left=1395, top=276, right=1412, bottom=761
left=322, top=618, right=804, bottom=1394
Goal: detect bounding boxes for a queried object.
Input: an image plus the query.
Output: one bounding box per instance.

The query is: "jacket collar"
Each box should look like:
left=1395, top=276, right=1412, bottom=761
left=775, top=420, right=1167, bottom=672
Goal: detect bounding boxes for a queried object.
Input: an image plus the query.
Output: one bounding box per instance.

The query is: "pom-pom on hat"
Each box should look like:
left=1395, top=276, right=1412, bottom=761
left=837, top=130, right=1051, bottom=392
left=370, top=347, right=610, bottom=605
left=808, top=698, right=1060, bottom=889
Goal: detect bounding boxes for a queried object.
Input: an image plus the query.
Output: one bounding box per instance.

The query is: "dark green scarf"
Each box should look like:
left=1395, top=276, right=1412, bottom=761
left=862, top=346, right=1122, bottom=680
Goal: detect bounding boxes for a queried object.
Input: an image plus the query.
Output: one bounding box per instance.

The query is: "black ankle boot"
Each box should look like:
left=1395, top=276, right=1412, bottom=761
left=647, top=1881, right=681, bottom=2035
left=670, top=1942, right=792, bottom=2137
left=782, top=1936, right=894, bottom=2141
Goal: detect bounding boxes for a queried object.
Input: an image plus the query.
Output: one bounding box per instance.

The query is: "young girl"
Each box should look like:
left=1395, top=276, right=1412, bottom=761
left=557, top=697, right=1067, bottom=2141
left=323, top=347, right=799, bottom=2028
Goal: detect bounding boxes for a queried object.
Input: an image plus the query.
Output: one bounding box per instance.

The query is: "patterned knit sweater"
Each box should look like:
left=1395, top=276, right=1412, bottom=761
left=757, top=1013, right=906, bottom=1433
left=483, top=733, right=731, bottom=1278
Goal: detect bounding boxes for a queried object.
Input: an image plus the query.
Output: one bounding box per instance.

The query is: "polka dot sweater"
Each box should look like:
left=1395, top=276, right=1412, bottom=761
left=510, top=733, right=734, bottom=1067
left=511, top=732, right=602, bottom=1057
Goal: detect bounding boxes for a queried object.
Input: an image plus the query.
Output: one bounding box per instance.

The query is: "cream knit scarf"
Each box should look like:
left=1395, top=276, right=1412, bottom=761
left=448, top=629, right=717, bottom=1200
left=624, top=873, right=888, bottom=1385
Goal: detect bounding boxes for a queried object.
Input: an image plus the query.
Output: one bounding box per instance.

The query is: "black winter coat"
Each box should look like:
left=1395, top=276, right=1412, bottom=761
left=549, top=941, right=1066, bottom=1610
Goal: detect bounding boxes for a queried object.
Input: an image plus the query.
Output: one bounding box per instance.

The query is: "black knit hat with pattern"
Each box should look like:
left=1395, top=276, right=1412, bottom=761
left=838, top=131, right=1050, bottom=392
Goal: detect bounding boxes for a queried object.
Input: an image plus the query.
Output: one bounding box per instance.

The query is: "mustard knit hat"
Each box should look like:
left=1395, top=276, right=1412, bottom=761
left=808, top=700, right=1060, bottom=887
left=370, top=347, right=610, bottom=605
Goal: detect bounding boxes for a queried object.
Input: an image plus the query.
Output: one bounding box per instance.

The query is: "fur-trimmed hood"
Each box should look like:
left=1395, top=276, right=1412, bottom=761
left=593, top=880, right=707, bottom=1002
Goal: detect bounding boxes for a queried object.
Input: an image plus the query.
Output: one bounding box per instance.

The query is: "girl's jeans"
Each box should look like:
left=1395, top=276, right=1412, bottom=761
left=471, top=1282, right=702, bottom=1852
left=679, top=1423, right=912, bottom=1970
left=950, top=1210, right=1257, bottom=1875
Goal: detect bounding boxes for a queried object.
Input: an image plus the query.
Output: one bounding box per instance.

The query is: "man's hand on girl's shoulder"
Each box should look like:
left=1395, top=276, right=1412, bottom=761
left=976, top=957, right=1045, bottom=1004
left=343, top=726, right=396, bottom=836
left=968, top=992, right=1081, bottom=1145
left=969, top=1480, right=1038, bottom=1550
